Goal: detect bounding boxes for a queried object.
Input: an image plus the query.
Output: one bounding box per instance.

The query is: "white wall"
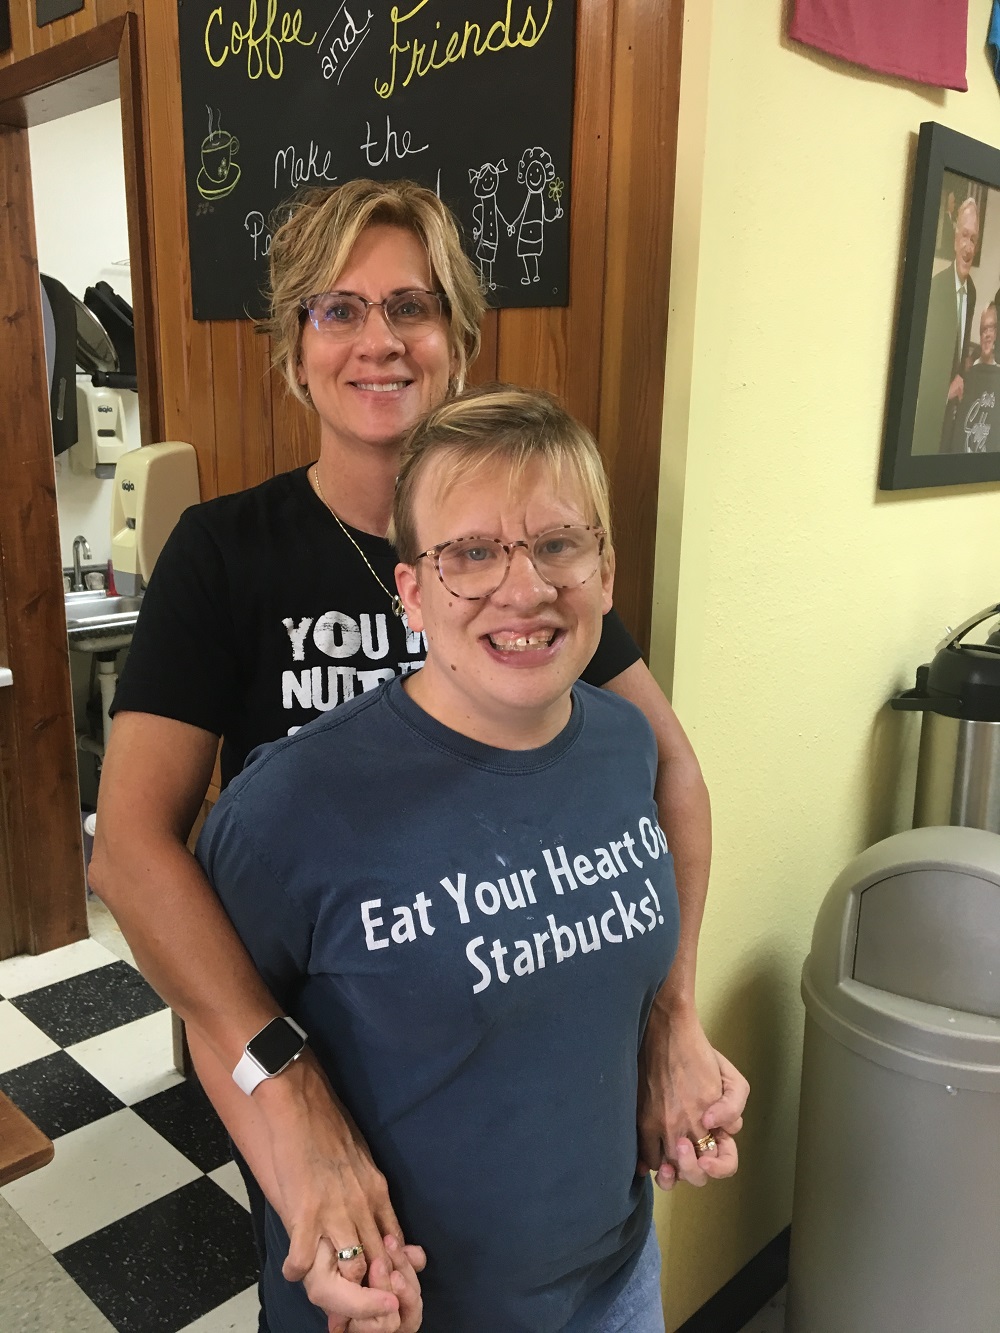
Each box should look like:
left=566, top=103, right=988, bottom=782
left=29, top=98, right=142, bottom=570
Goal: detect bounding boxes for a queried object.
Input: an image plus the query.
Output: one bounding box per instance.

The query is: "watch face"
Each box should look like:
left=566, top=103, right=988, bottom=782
left=246, top=1019, right=304, bottom=1074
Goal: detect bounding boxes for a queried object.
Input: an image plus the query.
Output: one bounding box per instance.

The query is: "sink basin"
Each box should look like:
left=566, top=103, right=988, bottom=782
left=65, top=590, right=143, bottom=653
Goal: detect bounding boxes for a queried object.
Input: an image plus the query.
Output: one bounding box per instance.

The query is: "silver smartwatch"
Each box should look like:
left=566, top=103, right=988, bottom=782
left=232, top=1016, right=308, bottom=1095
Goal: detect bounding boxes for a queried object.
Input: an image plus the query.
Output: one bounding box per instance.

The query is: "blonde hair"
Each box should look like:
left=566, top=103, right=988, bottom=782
left=391, top=385, right=613, bottom=563
left=265, top=180, right=486, bottom=407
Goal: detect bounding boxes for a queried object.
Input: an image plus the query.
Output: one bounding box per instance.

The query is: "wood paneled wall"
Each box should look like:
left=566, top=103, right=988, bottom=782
left=0, top=0, right=683, bottom=957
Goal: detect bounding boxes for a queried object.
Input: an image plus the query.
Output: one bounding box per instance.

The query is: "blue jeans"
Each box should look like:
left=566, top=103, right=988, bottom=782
left=592, top=1223, right=665, bottom=1333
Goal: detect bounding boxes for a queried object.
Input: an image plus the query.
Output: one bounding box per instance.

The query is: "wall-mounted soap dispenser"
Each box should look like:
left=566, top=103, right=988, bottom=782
left=111, top=442, right=200, bottom=595
left=69, top=382, right=127, bottom=478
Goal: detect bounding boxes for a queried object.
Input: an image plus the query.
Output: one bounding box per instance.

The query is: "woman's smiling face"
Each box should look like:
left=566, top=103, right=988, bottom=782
left=395, top=454, right=614, bottom=749
left=297, top=224, right=456, bottom=456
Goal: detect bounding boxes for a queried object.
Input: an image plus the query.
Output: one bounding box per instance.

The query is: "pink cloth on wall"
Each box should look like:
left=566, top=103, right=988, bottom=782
left=789, top=0, right=969, bottom=91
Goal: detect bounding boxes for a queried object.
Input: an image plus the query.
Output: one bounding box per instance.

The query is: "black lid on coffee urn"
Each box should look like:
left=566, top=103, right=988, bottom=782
left=893, top=645, right=1000, bottom=720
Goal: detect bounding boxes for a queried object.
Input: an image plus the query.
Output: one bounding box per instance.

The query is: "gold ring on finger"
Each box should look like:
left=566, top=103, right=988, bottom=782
left=336, top=1244, right=365, bottom=1262
left=695, top=1133, right=717, bottom=1154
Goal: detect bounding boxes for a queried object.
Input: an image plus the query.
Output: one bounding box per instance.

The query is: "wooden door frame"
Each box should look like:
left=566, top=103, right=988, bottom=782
left=480, top=0, right=684, bottom=658
left=598, top=0, right=685, bottom=656
left=0, top=11, right=160, bottom=959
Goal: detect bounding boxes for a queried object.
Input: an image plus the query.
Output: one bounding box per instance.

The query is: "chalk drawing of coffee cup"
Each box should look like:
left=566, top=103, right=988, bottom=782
left=197, top=109, right=241, bottom=200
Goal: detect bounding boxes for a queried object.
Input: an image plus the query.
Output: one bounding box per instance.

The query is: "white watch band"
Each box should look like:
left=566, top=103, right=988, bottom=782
left=232, top=1017, right=307, bottom=1096
left=232, top=1049, right=271, bottom=1096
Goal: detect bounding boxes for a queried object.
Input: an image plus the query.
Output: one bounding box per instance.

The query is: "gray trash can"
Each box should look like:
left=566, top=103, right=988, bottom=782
left=787, top=825, right=1000, bottom=1333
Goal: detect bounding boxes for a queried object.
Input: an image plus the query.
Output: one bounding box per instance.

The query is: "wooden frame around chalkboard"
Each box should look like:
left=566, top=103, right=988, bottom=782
left=881, top=121, right=1000, bottom=489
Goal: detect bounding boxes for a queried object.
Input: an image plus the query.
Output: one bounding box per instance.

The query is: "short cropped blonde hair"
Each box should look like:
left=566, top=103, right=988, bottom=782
left=265, top=180, right=486, bottom=407
left=391, top=385, right=613, bottom=563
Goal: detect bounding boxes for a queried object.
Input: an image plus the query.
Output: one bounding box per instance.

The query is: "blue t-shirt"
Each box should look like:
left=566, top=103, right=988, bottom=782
left=197, top=678, right=679, bottom=1332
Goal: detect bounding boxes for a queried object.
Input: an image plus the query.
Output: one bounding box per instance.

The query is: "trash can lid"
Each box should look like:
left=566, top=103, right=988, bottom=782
left=852, top=865, right=998, bottom=1016
left=802, top=826, right=1000, bottom=1089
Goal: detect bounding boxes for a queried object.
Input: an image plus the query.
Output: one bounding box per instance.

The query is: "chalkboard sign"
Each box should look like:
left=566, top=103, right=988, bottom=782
left=177, top=1, right=575, bottom=321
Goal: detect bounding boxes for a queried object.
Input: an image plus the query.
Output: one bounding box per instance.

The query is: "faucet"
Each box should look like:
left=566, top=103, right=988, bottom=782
left=72, top=534, right=92, bottom=591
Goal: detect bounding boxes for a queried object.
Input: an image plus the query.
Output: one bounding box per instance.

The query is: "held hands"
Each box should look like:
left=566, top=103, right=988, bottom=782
left=260, top=1055, right=424, bottom=1328
left=302, top=1235, right=424, bottom=1333
left=358, top=1236, right=424, bottom=1333
left=636, top=1002, right=749, bottom=1190
left=947, top=373, right=965, bottom=402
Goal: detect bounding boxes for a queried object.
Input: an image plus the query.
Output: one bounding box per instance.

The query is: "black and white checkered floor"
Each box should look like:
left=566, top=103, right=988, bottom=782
left=0, top=905, right=786, bottom=1333
left=0, top=908, right=258, bottom=1332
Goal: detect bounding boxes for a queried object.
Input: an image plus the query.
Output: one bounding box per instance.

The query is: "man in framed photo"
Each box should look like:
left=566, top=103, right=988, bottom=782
left=912, top=195, right=979, bottom=455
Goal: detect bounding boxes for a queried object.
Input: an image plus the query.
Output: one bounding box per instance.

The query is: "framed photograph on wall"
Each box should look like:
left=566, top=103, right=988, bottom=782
left=881, top=122, right=1000, bottom=489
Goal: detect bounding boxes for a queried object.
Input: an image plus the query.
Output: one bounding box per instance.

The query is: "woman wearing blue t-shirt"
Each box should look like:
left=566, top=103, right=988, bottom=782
left=195, top=387, right=740, bottom=1332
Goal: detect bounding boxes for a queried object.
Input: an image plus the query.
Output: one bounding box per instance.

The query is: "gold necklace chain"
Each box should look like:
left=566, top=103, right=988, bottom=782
left=311, top=464, right=404, bottom=619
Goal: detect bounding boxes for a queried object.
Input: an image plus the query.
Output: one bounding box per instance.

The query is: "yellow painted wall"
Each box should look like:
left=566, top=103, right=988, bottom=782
left=651, top=2, right=1000, bottom=1325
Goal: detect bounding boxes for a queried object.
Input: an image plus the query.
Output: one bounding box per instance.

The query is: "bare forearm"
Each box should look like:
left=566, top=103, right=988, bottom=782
left=187, top=1031, right=352, bottom=1214
left=91, top=712, right=281, bottom=1066
left=603, top=660, right=712, bottom=1009
left=607, top=673, right=748, bottom=1184
left=90, top=714, right=417, bottom=1287
left=90, top=835, right=281, bottom=1067
left=188, top=1025, right=280, bottom=1201
left=191, top=1034, right=420, bottom=1327
left=654, top=754, right=711, bottom=1009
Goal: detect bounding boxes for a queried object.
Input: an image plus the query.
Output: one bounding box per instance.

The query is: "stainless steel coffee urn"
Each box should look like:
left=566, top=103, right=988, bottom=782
left=892, top=603, right=1000, bottom=832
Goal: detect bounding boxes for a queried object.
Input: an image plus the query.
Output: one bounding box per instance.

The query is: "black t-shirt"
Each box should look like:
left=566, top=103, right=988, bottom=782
left=113, top=467, right=641, bottom=787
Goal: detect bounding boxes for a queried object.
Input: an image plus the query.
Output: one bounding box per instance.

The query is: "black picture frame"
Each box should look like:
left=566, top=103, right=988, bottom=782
left=881, top=122, right=1000, bottom=489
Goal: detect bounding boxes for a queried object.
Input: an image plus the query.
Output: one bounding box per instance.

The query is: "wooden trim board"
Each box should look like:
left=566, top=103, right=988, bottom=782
left=0, top=1090, right=55, bottom=1186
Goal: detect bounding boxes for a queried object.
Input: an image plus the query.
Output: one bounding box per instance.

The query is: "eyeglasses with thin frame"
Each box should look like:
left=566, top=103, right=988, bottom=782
left=415, top=526, right=607, bottom=601
left=301, top=289, right=447, bottom=341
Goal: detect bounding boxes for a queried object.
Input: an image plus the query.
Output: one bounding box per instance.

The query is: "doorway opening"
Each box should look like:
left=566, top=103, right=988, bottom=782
left=0, top=14, right=160, bottom=960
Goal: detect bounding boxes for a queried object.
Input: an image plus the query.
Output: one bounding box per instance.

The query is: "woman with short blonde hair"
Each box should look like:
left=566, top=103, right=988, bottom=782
left=197, top=385, right=684, bottom=1331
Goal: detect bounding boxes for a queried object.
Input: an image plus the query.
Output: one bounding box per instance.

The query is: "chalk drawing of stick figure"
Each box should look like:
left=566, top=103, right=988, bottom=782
left=508, top=147, right=563, bottom=285
left=469, top=160, right=508, bottom=291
